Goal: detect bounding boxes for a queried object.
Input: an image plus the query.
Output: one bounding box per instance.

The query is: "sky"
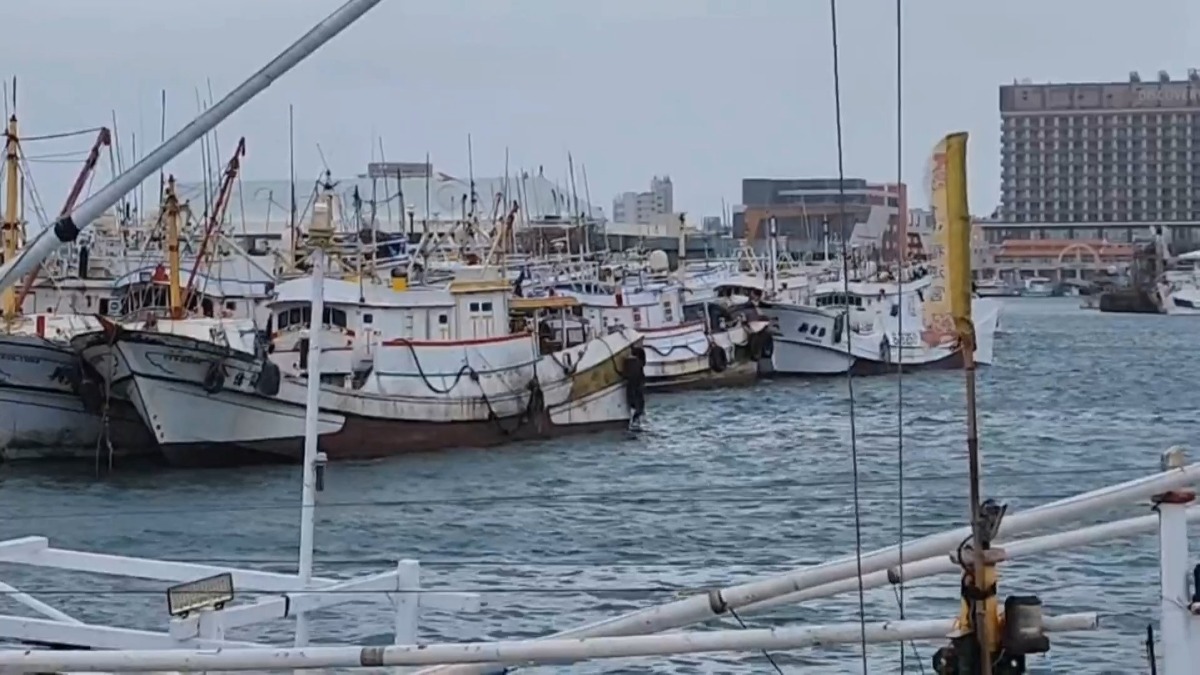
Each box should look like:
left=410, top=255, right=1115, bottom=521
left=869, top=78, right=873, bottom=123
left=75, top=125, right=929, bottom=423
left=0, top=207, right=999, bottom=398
left=1, top=0, right=1195, bottom=222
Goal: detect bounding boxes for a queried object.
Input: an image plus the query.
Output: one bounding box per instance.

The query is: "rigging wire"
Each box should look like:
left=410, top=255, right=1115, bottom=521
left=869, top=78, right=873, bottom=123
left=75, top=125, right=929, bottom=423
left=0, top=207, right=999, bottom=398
left=17, top=127, right=106, bottom=142
left=827, top=0, right=870, bottom=670
left=728, top=607, right=785, bottom=675
left=892, top=0, right=918, bottom=672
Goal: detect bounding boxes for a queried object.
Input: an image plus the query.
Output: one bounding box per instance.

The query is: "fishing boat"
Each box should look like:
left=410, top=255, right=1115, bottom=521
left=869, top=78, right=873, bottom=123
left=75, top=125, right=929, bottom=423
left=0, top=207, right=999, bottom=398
left=763, top=274, right=1001, bottom=376
left=975, top=277, right=1020, bottom=297
left=0, top=113, right=155, bottom=461
left=761, top=134, right=1007, bottom=377
left=1018, top=276, right=1055, bottom=297
left=74, top=185, right=644, bottom=466
left=1157, top=251, right=1200, bottom=315
left=551, top=275, right=772, bottom=392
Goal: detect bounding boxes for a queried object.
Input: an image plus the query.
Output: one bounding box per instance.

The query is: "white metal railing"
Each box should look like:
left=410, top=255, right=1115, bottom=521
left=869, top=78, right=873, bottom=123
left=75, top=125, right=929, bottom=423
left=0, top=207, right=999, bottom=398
left=0, top=538, right=479, bottom=652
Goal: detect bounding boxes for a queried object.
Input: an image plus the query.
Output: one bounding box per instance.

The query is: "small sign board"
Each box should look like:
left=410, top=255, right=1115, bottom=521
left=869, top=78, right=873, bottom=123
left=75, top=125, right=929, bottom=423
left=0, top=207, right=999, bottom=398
left=367, top=161, right=431, bottom=179
left=166, top=572, right=235, bottom=617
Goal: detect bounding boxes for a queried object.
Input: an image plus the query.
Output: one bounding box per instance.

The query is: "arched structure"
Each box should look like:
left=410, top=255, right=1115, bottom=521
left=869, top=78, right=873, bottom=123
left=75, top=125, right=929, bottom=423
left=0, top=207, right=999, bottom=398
left=1057, top=241, right=1102, bottom=265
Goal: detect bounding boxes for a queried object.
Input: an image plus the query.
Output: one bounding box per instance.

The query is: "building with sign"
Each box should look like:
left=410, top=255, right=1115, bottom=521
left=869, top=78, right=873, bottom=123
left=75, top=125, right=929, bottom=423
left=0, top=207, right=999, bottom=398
left=999, top=70, right=1200, bottom=227
left=731, top=177, right=907, bottom=259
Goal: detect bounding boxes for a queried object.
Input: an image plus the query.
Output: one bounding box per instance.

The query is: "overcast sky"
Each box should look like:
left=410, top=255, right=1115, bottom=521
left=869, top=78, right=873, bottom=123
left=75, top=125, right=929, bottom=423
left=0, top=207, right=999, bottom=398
left=2, top=0, right=1194, bottom=221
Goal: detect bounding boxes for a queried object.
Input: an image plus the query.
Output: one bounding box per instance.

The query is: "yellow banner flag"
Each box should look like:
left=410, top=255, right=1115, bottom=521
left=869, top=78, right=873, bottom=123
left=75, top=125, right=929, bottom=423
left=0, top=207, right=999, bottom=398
left=927, top=132, right=974, bottom=351
left=943, top=132, right=974, bottom=349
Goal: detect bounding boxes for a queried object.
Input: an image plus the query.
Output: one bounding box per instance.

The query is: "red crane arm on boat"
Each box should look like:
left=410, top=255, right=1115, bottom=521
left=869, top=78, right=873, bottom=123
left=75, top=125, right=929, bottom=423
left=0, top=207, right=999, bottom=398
left=14, top=127, right=111, bottom=310
left=182, top=137, right=246, bottom=310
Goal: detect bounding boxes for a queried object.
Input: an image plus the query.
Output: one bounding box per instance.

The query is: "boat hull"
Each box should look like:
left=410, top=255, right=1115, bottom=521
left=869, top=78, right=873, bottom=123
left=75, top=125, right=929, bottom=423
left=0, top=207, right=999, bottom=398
left=0, top=335, right=154, bottom=462
left=76, top=327, right=641, bottom=467
left=1019, top=288, right=1055, bottom=298
left=645, top=360, right=758, bottom=392
left=761, top=298, right=1000, bottom=376
left=152, top=381, right=632, bottom=465
left=641, top=322, right=767, bottom=392
left=1159, top=284, right=1200, bottom=315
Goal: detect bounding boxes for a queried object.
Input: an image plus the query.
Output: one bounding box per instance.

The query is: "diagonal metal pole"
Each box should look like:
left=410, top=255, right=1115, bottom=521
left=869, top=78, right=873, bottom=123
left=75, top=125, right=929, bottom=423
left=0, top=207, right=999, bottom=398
left=0, top=0, right=386, bottom=293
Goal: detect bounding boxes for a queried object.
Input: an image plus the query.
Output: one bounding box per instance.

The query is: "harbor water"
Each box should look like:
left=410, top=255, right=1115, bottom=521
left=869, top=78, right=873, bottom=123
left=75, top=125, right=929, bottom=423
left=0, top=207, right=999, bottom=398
left=0, top=298, right=1194, bottom=673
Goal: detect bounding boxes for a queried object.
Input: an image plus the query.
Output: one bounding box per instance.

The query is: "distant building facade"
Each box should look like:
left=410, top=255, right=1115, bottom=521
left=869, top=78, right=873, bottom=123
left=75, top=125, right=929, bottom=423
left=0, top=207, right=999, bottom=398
left=732, top=177, right=907, bottom=258
left=999, top=70, right=1200, bottom=244
left=612, top=176, right=673, bottom=224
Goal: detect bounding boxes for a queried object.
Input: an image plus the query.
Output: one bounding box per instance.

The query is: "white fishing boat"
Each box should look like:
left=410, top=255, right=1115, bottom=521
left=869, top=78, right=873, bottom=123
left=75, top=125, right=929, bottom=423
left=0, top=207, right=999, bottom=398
left=74, top=188, right=644, bottom=467
left=764, top=274, right=1001, bottom=375
left=1157, top=250, right=1200, bottom=315
left=552, top=275, right=772, bottom=392
left=0, top=314, right=154, bottom=461
left=0, top=111, right=155, bottom=461
left=975, top=277, right=1020, bottom=297
left=1019, top=276, right=1055, bottom=297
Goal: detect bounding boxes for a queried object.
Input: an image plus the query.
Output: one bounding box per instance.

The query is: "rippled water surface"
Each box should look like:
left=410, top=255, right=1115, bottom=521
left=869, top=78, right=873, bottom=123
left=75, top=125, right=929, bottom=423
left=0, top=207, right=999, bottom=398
left=1, top=298, right=1196, bottom=673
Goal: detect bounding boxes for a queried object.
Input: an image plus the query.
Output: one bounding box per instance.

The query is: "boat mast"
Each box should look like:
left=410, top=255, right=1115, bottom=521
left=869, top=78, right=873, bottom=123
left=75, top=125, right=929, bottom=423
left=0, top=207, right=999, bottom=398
left=183, top=137, right=246, bottom=310
left=1, top=111, right=19, bottom=322
left=164, top=176, right=185, bottom=319
left=13, top=127, right=112, bottom=310
left=0, top=0, right=386, bottom=295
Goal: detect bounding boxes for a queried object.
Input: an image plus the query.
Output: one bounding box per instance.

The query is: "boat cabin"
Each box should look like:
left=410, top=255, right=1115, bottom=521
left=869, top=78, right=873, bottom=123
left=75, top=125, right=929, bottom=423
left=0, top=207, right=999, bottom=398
left=552, top=282, right=684, bottom=332
left=509, top=295, right=588, bottom=352
left=268, top=268, right=515, bottom=377
left=106, top=265, right=272, bottom=324
left=810, top=277, right=929, bottom=333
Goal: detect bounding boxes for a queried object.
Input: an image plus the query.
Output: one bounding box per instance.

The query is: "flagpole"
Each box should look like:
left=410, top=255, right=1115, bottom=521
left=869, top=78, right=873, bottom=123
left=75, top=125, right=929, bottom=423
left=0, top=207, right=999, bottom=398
left=941, top=132, right=995, bottom=675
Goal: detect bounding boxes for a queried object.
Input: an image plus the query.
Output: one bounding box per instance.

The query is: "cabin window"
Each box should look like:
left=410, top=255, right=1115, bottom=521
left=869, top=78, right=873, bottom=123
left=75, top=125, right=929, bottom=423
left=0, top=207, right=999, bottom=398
left=287, top=307, right=303, bottom=327
left=818, top=327, right=827, bottom=337
left=363, top=313, right=374, bottom=324
left=438, top=313, right=449, bottom=325
left=481, top=301, right=493, bottom=312
left=810, top=324, right=819, bottom=335
left=226, top=302, right=236, bottom=312
left=99, top=298, right=110, bottom=315
left=321, top=307, right=348, bottom=328
left=798, top=322, right=809, bottom=333
left=469, top=302, right=480, bottom=312
left=86, top=296, right=93, bottom=308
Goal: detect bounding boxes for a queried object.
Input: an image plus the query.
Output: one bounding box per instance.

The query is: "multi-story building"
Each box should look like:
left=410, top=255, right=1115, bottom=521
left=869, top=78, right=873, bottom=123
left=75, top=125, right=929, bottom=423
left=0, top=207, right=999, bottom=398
left=732, top=177, right=907, bottom=258
left=611, top=176, right=673, bottom=224
left=999, top=70, right=1200, bottom=246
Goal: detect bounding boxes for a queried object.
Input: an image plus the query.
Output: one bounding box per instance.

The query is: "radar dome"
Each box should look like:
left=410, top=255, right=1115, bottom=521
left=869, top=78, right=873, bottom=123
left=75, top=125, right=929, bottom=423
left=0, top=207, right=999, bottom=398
left=647, top=249, right=670, bottom=272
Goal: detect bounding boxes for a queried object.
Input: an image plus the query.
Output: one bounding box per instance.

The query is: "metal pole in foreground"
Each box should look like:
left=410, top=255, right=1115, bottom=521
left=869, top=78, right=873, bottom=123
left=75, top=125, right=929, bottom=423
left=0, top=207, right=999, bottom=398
left=294, top=233, right=329, bottom=649
left=0, top=614, right=1099, bottom=673
left=418, top=461, right=1200, bottom=675
left=0, top=0, right=385, bottom=294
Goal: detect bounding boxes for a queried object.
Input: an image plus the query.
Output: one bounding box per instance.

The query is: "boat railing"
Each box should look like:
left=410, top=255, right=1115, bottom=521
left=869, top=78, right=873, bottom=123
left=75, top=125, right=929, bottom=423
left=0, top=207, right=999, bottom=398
left=0, top=538, right=480, bottom=656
